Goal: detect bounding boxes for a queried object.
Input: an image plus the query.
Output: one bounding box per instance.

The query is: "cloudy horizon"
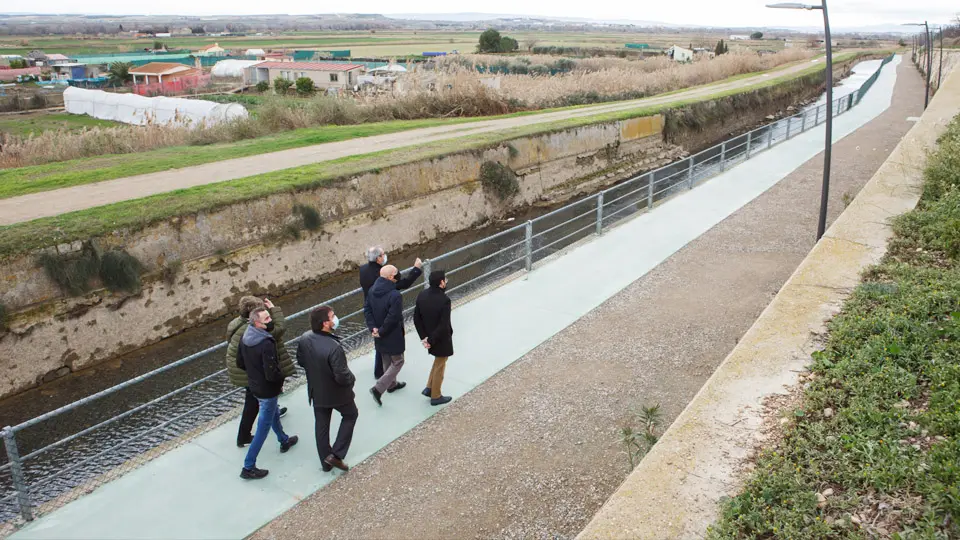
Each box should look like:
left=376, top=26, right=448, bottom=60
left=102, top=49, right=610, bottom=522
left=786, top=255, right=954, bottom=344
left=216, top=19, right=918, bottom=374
left=1, top=0, right=956, bottom=29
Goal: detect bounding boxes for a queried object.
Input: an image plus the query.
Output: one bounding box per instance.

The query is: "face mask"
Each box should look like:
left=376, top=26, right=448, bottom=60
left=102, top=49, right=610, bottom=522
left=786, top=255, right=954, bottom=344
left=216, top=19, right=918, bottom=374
left=382, top=253, right=388, bottom=265
left=332, top=315, right=340, bottom=330
left=264, top=321, right=275, bottom=333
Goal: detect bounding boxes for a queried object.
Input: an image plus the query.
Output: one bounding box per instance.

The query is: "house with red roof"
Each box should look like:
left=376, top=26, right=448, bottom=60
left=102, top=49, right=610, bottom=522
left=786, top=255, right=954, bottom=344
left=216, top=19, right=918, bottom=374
left=243, top=61, right=365, bottom=91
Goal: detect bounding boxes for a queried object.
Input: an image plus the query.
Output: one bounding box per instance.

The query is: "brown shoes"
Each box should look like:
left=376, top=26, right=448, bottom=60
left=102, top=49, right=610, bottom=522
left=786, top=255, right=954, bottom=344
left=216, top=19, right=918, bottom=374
left=324, top=454, right=349, bottom=472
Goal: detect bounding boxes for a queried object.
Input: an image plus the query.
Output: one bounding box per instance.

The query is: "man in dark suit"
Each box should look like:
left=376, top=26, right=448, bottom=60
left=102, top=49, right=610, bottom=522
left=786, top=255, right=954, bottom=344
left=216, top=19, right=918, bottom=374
left=364, top=265, right=408, bottom=406
left=414, top=270, right=454, bottom=406
left=359, top=246, right=422, bottom=379
left=296, top=306, right=357, bottom=472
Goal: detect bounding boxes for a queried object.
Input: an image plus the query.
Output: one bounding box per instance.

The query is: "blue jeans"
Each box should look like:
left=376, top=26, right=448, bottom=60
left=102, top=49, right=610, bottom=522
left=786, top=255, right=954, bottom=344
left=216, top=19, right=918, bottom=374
left=243, top=396, right=288, bottom=470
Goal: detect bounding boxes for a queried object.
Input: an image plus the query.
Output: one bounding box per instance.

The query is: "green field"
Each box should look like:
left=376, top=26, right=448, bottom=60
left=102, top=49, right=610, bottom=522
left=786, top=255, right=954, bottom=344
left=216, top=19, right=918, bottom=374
left=0, top=112, right=117, bottom=137
left=0, top=30, right=782, bottom=57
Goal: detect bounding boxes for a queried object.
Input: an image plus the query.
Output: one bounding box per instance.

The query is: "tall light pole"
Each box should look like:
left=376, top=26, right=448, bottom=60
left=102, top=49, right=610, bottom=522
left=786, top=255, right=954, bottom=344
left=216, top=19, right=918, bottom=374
left=768, top=1, right=833, bottom=240
left=904, top=22, right=931, bottom=108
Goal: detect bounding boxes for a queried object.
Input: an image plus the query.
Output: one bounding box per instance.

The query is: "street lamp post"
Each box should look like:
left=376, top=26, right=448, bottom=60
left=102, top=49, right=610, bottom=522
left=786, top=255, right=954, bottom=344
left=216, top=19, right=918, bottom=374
left=767, top=1, right=833, bottom=240
left=904, top=22, right=932, bottom=109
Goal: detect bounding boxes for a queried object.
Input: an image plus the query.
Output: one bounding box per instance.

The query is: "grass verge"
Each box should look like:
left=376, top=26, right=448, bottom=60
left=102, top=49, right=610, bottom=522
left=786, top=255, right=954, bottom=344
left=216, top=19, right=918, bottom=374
left=0, top=52, right=866, bottom=201
left=708, top=114, right=960, bottom=538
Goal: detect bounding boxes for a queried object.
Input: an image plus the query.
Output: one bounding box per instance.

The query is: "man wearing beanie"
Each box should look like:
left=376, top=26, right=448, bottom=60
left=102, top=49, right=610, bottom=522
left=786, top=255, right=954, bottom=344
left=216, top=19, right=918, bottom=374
left=413, top=270, right=454, bottom=406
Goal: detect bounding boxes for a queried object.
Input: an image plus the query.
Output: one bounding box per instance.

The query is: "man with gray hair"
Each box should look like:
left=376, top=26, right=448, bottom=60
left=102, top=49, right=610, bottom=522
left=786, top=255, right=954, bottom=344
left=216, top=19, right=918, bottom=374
left=359, top=246, right=422, bottom=379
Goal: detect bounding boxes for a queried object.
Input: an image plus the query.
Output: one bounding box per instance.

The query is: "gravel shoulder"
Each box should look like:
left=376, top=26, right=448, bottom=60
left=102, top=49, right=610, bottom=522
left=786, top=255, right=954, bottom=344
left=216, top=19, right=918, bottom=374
left=249, top=61, right=922, bottom=540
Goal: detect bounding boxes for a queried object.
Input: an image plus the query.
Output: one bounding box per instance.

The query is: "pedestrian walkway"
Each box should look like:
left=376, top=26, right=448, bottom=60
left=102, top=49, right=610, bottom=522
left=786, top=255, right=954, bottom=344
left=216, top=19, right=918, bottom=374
left=11, top=57, right=906, bottom=540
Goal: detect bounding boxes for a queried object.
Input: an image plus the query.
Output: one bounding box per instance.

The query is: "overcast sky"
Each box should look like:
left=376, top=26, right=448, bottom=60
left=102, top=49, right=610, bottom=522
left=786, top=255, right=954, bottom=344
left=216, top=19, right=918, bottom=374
left=6, top=0, right=957, bottom=28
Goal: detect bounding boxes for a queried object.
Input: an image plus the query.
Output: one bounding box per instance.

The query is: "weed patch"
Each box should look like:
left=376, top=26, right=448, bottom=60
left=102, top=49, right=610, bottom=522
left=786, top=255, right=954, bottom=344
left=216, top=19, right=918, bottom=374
left=479, top=161, right=519, bottom=200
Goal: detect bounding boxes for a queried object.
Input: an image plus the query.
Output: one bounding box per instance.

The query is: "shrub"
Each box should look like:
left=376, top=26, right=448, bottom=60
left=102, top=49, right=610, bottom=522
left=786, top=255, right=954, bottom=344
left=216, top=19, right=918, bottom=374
left=38, top=247, right=101, bottom=296
left=255, top=81, right=270, bottom=93
left=295, top=77, right=315, bottom=95
left=273, top=77, right=292, bottom=94
left=479, top=161, right=519, bottom=200
left=99, top=250, right=144, bottom=293
left=293, top=204, right=323, bottom=231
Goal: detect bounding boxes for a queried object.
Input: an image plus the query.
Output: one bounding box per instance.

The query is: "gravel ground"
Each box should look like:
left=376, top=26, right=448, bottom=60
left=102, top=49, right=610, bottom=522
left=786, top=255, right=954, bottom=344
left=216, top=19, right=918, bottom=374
left=251, top=60, right=923, bottom=540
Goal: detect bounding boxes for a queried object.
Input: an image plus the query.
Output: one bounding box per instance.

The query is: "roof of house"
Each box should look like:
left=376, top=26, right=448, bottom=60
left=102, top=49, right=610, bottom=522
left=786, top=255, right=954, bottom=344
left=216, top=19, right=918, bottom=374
left=252, top=61, right=364, bottom=72
left=129, top=62, right=194, bottom=75
left=46, top=54, right=70, bottom=61
left=0, top=67, right=41, bottom=81
left=199, top=43, right=223, bottom=51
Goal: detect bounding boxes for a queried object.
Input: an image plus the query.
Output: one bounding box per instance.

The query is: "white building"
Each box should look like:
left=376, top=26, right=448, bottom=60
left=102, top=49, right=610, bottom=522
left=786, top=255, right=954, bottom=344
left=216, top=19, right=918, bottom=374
left=730, top=35, right=750, bottom=41
left=668, top=45, right=694, bottom=63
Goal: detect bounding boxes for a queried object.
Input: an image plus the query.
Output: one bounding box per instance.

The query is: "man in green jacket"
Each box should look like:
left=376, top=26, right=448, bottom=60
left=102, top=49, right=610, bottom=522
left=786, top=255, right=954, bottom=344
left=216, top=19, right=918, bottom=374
left=226, top=296, right=296, bottom=447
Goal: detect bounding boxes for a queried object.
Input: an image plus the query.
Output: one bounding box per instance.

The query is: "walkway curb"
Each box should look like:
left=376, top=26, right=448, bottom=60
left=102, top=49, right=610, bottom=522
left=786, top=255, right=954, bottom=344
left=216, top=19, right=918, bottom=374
left=576, top=68, right=960, bottom=540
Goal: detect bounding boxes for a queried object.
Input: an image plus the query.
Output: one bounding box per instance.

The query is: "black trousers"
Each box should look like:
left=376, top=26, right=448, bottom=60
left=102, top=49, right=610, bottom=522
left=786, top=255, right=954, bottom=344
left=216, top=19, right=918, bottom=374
left=238, top=387, right=259, bottom=442
left=373, top=350, right=384, bottom=379
left=314, top=400, right=359, bottom=461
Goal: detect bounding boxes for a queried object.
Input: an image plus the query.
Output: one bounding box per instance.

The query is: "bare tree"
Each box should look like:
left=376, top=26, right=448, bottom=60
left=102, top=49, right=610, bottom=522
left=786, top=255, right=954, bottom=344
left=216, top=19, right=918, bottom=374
left=523, top=37, right=540, bottom=52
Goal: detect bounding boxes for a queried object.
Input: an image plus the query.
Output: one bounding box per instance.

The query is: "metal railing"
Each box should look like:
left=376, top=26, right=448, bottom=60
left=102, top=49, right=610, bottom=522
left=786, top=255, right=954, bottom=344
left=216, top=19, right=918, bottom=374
left=0, top=54, right=896, bottom=527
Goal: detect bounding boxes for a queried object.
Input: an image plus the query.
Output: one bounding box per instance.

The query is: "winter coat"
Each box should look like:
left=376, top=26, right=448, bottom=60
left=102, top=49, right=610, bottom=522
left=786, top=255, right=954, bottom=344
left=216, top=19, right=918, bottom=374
left=296, top=330, right=355, bottom=408
left=225, top=306, right=295, bottom=388
left=414, top=286, right=454, bottom=358
left=236, top=325, right=284, bottom=399
left=363, top=277, right=406, bottom=355
left=359, top=262, right=422, bottom=298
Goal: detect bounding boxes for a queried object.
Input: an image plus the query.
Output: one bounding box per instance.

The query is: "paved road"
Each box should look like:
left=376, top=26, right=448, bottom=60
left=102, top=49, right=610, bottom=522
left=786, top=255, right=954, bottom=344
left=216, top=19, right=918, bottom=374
left=0, top=59, right=825, bottom=226
left=8, top=57, right=919, bottom=540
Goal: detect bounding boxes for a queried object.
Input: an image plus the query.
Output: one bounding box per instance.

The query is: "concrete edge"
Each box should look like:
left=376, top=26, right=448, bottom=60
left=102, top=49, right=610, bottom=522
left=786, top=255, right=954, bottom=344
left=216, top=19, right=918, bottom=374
left=576, top=68, right=960, bottom=540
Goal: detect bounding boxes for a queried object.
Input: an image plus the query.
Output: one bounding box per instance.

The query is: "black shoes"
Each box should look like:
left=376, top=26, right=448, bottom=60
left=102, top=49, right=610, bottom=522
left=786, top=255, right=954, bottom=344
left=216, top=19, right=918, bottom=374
left=321, top=462, right=333, bottom=472
left=279, top=407, right=288, bottom=418
left=387, top=381, right=407, bottom=393
left=370, top=387, right=383, bottom=406
left=240, top=467, right=269, bottom=480
left=324, top=454, right=350, bottom=472
left=431, top=396, right=453, bottom=406
left=280, top=435, right=299, bottom=453
left=422, top=387, right=431, bottom=397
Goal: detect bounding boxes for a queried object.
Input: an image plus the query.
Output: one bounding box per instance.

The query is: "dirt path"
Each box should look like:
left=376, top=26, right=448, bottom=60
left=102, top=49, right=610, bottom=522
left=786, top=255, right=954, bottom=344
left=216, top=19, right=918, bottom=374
left=248, top=60, right=923, bottom=540
left=0, top=59, right=825, bottom=226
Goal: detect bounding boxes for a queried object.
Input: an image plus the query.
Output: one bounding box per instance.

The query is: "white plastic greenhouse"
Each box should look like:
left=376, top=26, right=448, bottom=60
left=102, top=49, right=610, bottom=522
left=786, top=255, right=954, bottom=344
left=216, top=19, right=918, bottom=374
left=63, top=87, right=248, bottom=127
left=211, top=59, right=261, bottom=78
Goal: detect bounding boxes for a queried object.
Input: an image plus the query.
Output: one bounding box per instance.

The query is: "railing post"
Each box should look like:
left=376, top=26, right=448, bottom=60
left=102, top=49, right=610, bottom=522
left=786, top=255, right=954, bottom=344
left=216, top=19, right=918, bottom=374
left=785, top=116, right=792, bottom=140
left=801, top=111, right=807, bottom=133
left=768, top=128, right=774, bottom=149
left=686, top=157, right=694, bottom=189
left=422, top=259, right=431, bottom=290
left=647, top=173, right=654, bottom=209
left=745, top=130, right=752, bottom=159
left=595, top=192, right=604, bottom=236
left=3, top=427, right=33, bottom=522
left=719, top=141, right=727, bottom=172
left=524, top=220, right=532, bottom=274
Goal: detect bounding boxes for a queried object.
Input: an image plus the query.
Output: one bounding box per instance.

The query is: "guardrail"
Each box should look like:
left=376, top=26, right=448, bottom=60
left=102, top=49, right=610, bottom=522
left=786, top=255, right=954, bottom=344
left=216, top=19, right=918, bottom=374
left=0, top=54, right=896, bottom=527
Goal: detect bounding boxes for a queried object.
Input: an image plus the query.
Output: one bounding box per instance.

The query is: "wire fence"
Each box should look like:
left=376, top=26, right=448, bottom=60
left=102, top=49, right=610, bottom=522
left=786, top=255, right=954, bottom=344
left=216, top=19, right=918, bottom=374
left=0, top=53, right=896, bottom=531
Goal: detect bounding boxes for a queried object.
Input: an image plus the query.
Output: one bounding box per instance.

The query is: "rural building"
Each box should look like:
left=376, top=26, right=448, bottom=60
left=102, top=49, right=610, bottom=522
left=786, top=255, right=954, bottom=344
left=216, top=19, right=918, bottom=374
left=50, top=63, right=101, bottom=81
left=45, top=54, right=72, bottom=65
left=667, top=45, right=694, bottom=63
left=0, top=67, right=41, bottom=82
left=730, top=35, right=750, bottom=41
left=196, top=43, right=226, bottom=56
left=129, top=62, right=200, bottom=84
left=244, top=61, right=364, bottom=90
left=244, top=49, right=266, bottom=56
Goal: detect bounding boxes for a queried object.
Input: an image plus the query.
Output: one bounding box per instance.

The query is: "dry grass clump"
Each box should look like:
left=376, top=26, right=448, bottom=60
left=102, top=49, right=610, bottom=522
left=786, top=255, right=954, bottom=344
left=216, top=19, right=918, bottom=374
left=0, top=49, right=811, bottom=169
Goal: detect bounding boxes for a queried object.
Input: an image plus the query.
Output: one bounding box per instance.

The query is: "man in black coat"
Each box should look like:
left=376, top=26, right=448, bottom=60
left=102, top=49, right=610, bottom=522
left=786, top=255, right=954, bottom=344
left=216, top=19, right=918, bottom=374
left=364, top=265, right=408, bottom=406
left=296, top=305, right=357, bottom=472
left=359, top=246, right=423, bottom=380
left=236, top=307, right=298, bottom=480
left=414, top=270, right=454, bottom=406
